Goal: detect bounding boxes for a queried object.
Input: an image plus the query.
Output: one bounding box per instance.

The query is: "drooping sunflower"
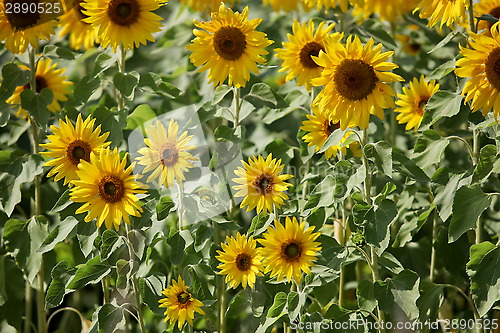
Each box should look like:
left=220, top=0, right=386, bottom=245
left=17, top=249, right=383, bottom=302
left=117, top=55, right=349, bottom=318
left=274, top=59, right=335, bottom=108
left=181, top=0, right=235, bottom=12
left=59, top=0, right=98, bottom=50
left=455, top=25, right=500, bottom=119
left=414, top=0, right=469, bottom=28
left=311, top=36, right=403, bottom=130
left=301, top=108, right=356, bottom=159
left=258, top=216, right=321, bottom=283
left=186, top=4, right=273, bottom=88
left=0, top=0, right=58, bottom=54
left=70, top=147, right=146, bottom=230
left=394, top=76, right=440, bottom=131
left=475, top=0, right=500, bottom=35
left=158, top=276, right=205, bottom=330
left=136, top=119, right=197, bottom=189
left=216, top=233, right=264, bottom=289
left=40, top=114, right=110, bottom=185
left=303, top=0, right=360, bottom=13
left=232, top=154, right=293, bottom=215
left=275, top=19, right=342, bottom=91
left=7, top=57, right=73, bottom=119
left=352, top=0, right=418, bottom=22
left=81, top=0, right=165, bottom=51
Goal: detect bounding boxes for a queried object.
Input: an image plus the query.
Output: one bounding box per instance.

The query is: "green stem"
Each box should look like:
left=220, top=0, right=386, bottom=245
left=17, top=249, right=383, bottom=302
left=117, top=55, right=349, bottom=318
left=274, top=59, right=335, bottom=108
left=233, top=87, right=241, bottom=128
left=117, top=46, right=126, bottom=111
left=467, top=0, right=477, bottom=33
left=24, top=282, right=32, bottom=333
left=446, top=136, right=475, bottom=164
left=102, top=276, right=110, bottom=304
left=429, top=208, right=438, bottom=282
left=177, top=182, right=184, bottom=231
left=214, top=223, right=226, bottom=333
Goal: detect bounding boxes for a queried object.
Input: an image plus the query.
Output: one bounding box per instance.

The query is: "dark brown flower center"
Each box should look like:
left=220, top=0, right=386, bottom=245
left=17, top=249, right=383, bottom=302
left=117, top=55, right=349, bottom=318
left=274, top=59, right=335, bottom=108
left=299, top=42, right=324, bottom=69
left=5, top=0, right=41, bottom=31
left=235, top=253, right=252, bottom=271
left=66, top=140, right=92, bottom=165
left=485, top=48, right=500, bottom=91
left=159, top=143, right=179, bottom=167
left=325, top=121, right=340, bottom=136
left=417, top=96, right=430, bottom=116
left=283, top=242, right=302, bottom=261
left=488, top=7, right=500, bottom=28
left=98, top=175, right=125, bottom=203
left=252, top=174, right=273, bottom=195
left=177, top=291, right=191, bottom=305
left=107, top=0, right=139, bottom=26
left=23, top=77, right=47, bottom=93
left=213, top=27, right=247, bottom=61
left=334, top=59, right=378, bottom=101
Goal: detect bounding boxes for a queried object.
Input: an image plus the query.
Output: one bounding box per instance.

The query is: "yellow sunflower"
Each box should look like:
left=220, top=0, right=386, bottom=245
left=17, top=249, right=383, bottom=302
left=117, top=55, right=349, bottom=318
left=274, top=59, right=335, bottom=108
left=59, top=0, right=98, bottom=50
left=394, top=76, right=440, bottom=130
left=275, top=20, right=342, bottom=91
left=186, top=4, right=273, bottom=88
left=216, top=233, right=264, bottom=289
left=181, top=0, right=235, bottom=12
left=70, top=147, right=146, bottom=230
left=232, top=154, right=293, bottom=215
left=311, top=36, right=403, bottom=130
left=352, top=0, right=418, bottom=22
left=158, top=276, right=205, bottom=330
left=6, top=57, right=73, bottom=119
left=475, top=0, right=500, bottom=35
left=81, top=0, right=165, bottom=52
left=303, top=0, right=360, bottom=13
left=414, top=0, right=469, bottom=28
left=258, top=216, right=321, bottom=283
left=40, top=114, right=110, bottom=185
left=301, top=109, right=357, bottom=159
left=455, top=25, right=500, bottom=119
left=263, top=0, right=306, bottom=12
left=0, top=0, right=58, bottom=54
left=136, top=119, right=197, bottom=188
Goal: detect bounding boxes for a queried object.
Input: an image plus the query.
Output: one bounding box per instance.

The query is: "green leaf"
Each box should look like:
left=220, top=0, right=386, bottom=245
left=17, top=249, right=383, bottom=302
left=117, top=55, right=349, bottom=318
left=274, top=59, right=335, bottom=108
left=0, top=63, right=30, bottom=96
left=374, top=270, right=420, bottom=320
left=0, top=257, right=7, bottom=306
left=248, top=214, right=275, bottom=236
left=0, top=257, right=25, bottom=330
left=50, top=189, right=73, bottom=213
left=113, top=72, right=139, bottom=99
left=365, top=199, right=398, bottom=255
left=245, top=83, right=286, bottom=109
left=138, top=274, right=166, bottom=316
left=67, top=256, right=111, bottom=289
left=38, top=216, right=79, bottom=254
left=212, top=85, right=232, bottom=105
left=364, top=141, right=392, bottom=176
left=100, top=230, right=123, bottom=261
left=156, top=196, right=174, bottom=220
left=43, top=45, right=79, bottom=60
left=420, top=91, right=463, bottom=128
left=412, top=130, right=450, bottom=169
left=214, top=125, right=245, bottom=143
left=392, top=151, right=430, bottom=183
left=449, top=185, right=491, bottom=242
left=428, top=59, right=456, bottom=80
left=428, top=30, right=461, bottom=54
left=357, top=280, right=376, bottom=313
left=472, top=145, right=497, bottom=183
left=126, top=104, right=156, bottom=130
left=77, top=222, right=99, bottom=257
left=91, top=106, right=127, bottom=146
left=417, top=282, right=445, bottom=323
left=287, top=291, right=305, bottom=322
left=92, top=53, right=114, bottom=77
left=359, top=19, right=397, bottom=49
left=138, top=72, right=181, bottom=97
left=267, top=292, right=287, bottom=318
left=168, top=232, right=185, bottom=266
left=226, top=290, right=249, bottom=318
left=20, top=88, right=53, bottom=129
left=97, top=304, right=125, bottom=332
left=379, top=252, right=404, bottom=274
left=466, top=242, right=500, bottom=317
left=318, top=128, right=346, bottom=154
left=128, top=230, right=146, bottom=261
left=45, top=261, right=75, bottom=309
left=65, top=74, right=100, bottom=108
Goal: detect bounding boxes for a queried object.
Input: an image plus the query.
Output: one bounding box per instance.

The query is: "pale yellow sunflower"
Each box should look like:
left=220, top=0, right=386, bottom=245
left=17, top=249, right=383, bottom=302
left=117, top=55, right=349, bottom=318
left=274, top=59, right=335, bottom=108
left=414, top=0, right=469, bottom=28
left=59, top=0, right=98, bottom=50
left=475, top=0, right=500, bottom=35
left=312, top=36, right=403, bottom=130
left=136, top=119, right=197, bottom=188
left=353, top=0, right=418, bottom=22
left=455, top=24, right=500, bottom=119
left=216, top=233, right=264, bottom=289
left=259, top=216, right=321, bottom=283
left=303, top=0, right=360, bottom=13
left=275, top=19, right=342, bottom=91
left=181, top=0, right=235, bottom=12
left=6, top=57, right=73, bottom=119
left=70, top=147, right=146, bottom=230
left=81, top=0, right=165, bottom=51
left=232, top=154, right=293, bottom=215
left=40, top=114, right=110, bottom=185
left=186, top=4, right=273, bottom=88
left=394, top=76, right=440, bottom=130
left=158, top=276, right=205, bottom=330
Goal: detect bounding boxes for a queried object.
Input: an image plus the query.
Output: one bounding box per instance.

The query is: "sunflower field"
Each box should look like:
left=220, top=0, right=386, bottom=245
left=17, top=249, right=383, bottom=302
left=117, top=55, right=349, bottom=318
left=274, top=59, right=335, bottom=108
left=1, top=0, right=500, bottom=332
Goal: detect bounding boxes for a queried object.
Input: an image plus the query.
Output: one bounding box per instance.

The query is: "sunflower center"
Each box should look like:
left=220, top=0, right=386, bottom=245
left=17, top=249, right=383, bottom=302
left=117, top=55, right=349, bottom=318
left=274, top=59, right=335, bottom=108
left=299, top=42, right=324, bottom=69
left=417, top=96, right=429, bottom=116
left=283, top=242, right=302, bottom=261
left=5, top=0, right=40, bottom=31
left=213, top=27, right=247, bottom=61
left=23, top=77, right=47, bottom=94
left=253, top=174, right=273, bottom=195
left=159, top=143, right=179, bottom=167
left=66, top=140, right=92, bottom=165
left=107, top=0, right=140, bottom=26
left=98, top=175, right=125, bottom=203
left=177, top=292, right=191, bottom=305
left=325, top=121, right=340, bottom=136
left=235, top=253, right=252, bottom=271
left=488, top=7, right=500, bottom=27
left=334, top=59, right=378, bottom=101
left=485, top=48, right=500, bottom=91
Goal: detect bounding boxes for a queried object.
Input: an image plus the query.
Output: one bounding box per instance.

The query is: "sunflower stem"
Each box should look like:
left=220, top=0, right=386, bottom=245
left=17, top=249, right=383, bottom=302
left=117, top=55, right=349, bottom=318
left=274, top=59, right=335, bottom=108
left=24, top=282, right=33, bottom=333
left=233, top=87, right=241, bottom=128
left=468, top=0, right=477, bottom=33
left=214, top=222, right=226, bottom=333
left=117, top=45, right=126, bottom=111
left=177, top=182, right=184, bottom=231
left=102, top=276, right=110, bottom=304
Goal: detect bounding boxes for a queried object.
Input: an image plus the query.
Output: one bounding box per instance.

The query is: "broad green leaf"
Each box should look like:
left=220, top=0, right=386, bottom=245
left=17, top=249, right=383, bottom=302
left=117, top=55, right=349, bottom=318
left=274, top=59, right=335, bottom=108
left=97, top=304, right=126, bottom=332
left=248, top=214, right=275, bottom=236
left=428, top=30, right=461, bottom=54
left=50, top=189, right=73, bottom=213
left=417, top=282, right=445, bottom=323
left=356, top=280, right=376, bottom=313
left=77, top=222, right=99, bottom=257
left=91, top=106, right=127, bottom=146
left=251, top=291, right=266, bottom=317
left=245, top=83, right=284, bottom=109
left=392, top=151, right=430, bottom=183
left=449, top=185, right=491, bottom=242
left=168, top=232, right=185, bottom=266
left=287, top=291, right=306, bottom=321
left=374, top=270, right=420, bottom=320
left=100, top=230, right=123, bottom=261
left=379, top=252, right=404, bottom=274
left=420, top=91, right=463, bottom=128
left=365, top=199, right=398, bottom=255
left=128, top=230, right=146, bottom=261
left=67, top=256, right=111, bottom=289
left=318, top=128, right=346, bottom=154
left=138, top=274, right=166, bottom=316
left=156, top=196, right=174, bottom=220
left=188, top=264, right=213, bottom=300
left=472, top=145, right=497, bottom=183
left=214, top=125, right=245, bottom=143
left=0, top=257, right=25, bottom=330
left=113, top=72, right=139, bottom=99
left=359, top=19, right=397, bottom=49
left=0, top=63, right=30, bottom=96
left=0, top=257, right=6, bottom=306
left=65, top=74, right=100, bottom=108
left=43, top=45, right=79, bottom=60
left=126, top=104, right=156, bottom=129
left=364, top=141, right=392, bottom=176
left=212, top=85, right=232, bottom=105
left=45, top=261, right=75, bottom=309
left=267, top=292, right=287, bottom=318
left=226, top=290, right=249, bottom=318
left=38, top=216, right=79, bottom=254
left=92, top=53, right=114, bottom=77
left=428, top=59, right=456, bottom=80
left=412, top=130, right=450, bottom=169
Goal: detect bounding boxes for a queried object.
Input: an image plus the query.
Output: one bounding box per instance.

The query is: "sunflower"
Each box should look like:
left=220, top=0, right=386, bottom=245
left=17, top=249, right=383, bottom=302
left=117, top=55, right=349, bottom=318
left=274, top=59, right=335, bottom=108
left=0, top=0, right=58, bottom=54
left=6, top=57, right=73, bottom=119
left=311, top=36, right=403, bottom=130
left=275, top=20, right=342, bottom=91
left=258, top=216, right=321, bottom=283
left=475, top=0, right=500, bottom=35
left=303, top=0, right=360, bottom=13
left=455, top=25, right=500, bottom=119
left=40, top=114, right=110, bottom=185
left=263, top=0, right=306, bottom=12
left=216, top=233, right=264, bottom=289
left=70, top=147, right=146, bottom=230
left=232, top=154, right=293, bottom=215
left=394, top=76, right=440, bottom=130
left=301, top=109, right=357, bottom=159
left=181, top=0, right=235, bottom=12
left=414, top=0, right=468, bottom=28
left=136, top=119, right=197, bottom=189
left=59, top=0, right=98, bottom=50
left=352, top=0, right=417, bottom=22
left=186, top=4, right=273, bottom=88
left=158, top=276, right=205, bottom=330
left=81, top=0, right=165, bottom=52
